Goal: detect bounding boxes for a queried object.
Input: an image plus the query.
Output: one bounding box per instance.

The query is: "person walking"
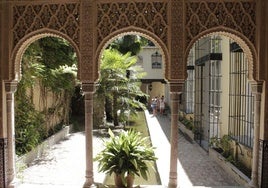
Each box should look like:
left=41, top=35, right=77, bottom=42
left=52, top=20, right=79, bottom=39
left=151, top=97, right=158, bottom=116
left=159, top=95, right=165, bottom=115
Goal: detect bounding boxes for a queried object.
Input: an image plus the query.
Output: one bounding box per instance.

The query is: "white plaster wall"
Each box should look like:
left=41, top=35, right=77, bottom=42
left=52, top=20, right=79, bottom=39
left=138, top=46, right=165, bottom=79
left=138, top=45, right=170, bottom=106
left=220, top=36, right=230, bottom=137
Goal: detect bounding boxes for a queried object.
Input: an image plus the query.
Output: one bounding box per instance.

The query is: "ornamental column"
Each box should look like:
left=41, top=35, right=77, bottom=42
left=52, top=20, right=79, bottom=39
left=82, top=82, right=96, bottom=188
left=168, top=82, right=183, bottom=188
left=256, top=0, right=268, bottom=187
left=248, top=82, right=262, bottom=188
left=5, top=81, right=17, bottom=188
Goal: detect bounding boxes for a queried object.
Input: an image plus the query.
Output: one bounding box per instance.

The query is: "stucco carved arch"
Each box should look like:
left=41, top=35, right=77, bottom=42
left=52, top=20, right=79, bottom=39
left=11, top=29, right=80, bottom=82
left=184, top=0, right=257, bottom=82
left=94, top=27, right=169, bottom=82
left=185, top=27, right=257, bottom=81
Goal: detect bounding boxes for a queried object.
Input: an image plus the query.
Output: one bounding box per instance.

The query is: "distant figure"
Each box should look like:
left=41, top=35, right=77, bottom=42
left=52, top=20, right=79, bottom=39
left=151, top=97, right=158, bottom=116
left=159, top=95, right=165, bottom=115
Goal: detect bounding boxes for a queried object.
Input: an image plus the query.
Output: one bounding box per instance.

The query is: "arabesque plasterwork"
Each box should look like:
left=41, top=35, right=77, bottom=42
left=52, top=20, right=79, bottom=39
left=12, top=3, right=80, bottom=48
left=94, top=1, right=170, bottom=81
left=184, top=0, right=257, bottom=80
left=11, top=0, right=257, bottom=82
left=3, top=0, right=266, bottom=188
left=96, top=1, right=168, bottom=48
left=185, top=1, right=256, bottom=46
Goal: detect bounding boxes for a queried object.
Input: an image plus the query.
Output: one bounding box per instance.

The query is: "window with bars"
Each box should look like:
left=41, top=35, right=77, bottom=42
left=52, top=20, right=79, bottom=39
left=228, top=42, right=254, bottom=148
left=209, top=60, right=222, bottom=138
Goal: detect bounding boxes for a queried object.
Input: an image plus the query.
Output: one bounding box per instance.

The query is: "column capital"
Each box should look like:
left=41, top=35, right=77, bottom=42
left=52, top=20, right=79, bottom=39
left=169, top=81, right=184, bottom=93
left=4, top=81, right=17, bottom=93
left=81, top=82, right=96, bottom=93
left=249, top=81, right=263, bottom=94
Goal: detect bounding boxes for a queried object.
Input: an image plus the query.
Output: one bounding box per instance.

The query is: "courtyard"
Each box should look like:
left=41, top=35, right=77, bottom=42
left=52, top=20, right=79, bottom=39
left=17, top=111, right=240, bottom=188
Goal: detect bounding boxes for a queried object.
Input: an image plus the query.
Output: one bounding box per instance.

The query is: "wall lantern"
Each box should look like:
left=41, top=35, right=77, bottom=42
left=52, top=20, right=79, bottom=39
left=149, top=83, right=152, bottom=91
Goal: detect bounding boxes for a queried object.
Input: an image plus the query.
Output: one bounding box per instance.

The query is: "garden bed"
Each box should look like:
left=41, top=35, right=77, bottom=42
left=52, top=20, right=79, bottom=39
left=209, top=148, right=250, bottom=186
left=16, top=126, right=70, bottom=166
left=179, top=122, right=195, bottom=141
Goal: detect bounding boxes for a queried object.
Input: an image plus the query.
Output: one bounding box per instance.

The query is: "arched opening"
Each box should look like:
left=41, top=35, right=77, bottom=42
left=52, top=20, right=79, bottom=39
left=181, top=32, right=257, bottom=185
left=93, top=33, right=168, bottom=186
left=1, top=0, right=266, bottom=187
left=8, top=34, right=85, bottom=187
left=95, top=28, right=169, bottom=80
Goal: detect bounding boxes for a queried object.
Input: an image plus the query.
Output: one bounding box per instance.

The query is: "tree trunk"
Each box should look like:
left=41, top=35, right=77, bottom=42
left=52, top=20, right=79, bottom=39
left=105, top=97, right=113, bottom=122
left=113, top=92, right=119, bottom=126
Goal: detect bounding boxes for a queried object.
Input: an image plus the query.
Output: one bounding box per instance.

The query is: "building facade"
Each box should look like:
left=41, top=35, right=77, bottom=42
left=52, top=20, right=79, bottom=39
left=137, top=44, right=170, bottom=108
left=182, top=35, right=255, bottom=175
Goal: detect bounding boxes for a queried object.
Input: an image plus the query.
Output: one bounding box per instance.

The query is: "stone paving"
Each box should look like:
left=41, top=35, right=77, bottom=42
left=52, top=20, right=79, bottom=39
left=17, top=110, right=242, bottom=188
left=145, top=111, right=241, bottom=188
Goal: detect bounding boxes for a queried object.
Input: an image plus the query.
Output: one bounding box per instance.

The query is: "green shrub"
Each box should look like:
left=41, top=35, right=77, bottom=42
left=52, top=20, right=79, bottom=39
left=15, top=97, right=45, bottom=156
left=94, top=129, right=157, bottom=182
left=209, top=135, right=232, bottom=158
left=179, top=114, right=194, bottom=130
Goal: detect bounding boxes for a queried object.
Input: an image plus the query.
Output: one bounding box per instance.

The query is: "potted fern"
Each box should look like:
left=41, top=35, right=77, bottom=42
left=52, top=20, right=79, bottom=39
left=94, top=129, right=157, bottom=188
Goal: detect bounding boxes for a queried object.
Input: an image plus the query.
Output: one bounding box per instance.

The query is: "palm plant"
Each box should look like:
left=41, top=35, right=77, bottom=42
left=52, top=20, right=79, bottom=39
left=94, top=129, right=157, bottom=187
left=97, top=49, right=148, bottom=126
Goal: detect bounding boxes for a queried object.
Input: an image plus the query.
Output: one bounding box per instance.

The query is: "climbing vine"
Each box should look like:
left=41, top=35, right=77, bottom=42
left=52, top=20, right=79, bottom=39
left=15, top=37, right=77, bottom=156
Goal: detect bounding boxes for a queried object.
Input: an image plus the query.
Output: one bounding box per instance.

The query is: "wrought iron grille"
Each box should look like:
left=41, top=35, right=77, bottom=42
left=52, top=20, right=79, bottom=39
left=228, top=42, right=254, bottom=148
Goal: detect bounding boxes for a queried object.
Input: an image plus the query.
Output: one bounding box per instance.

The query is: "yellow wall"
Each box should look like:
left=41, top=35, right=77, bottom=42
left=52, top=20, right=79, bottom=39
left=27, top=82, right=64, bottom=131
left=220, top=36, right=230, bottom=137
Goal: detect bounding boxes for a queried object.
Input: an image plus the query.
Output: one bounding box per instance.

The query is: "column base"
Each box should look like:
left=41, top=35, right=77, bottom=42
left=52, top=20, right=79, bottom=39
left=168, top=182, right=178, bottom=188
left=83, top=180, right=97, bottom=188
left=0, top=138, right=8, bottom=188
left=259, top=139, right=268, bottom=188
left=8, top=178, right=18, bottom=188
left=168, top=173, right=177, bottom=188
left=247, top=180, right=258, bottom=188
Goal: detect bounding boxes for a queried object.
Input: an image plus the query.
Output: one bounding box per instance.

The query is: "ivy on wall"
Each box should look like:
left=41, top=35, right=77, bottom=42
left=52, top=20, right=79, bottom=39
left=15, top=37, right=77, bottom=156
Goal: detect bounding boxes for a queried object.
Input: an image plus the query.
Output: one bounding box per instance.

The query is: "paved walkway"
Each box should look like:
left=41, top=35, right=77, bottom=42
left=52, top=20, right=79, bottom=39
left=17, top=110, right=241, bottom=188
left=145, top=111, right=241, bottom=188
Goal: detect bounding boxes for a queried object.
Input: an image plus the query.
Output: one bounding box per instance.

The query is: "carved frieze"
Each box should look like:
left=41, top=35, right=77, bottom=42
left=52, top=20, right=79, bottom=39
left=12, top=3, right=80, bottom=48
left=185, top=1, right=256, bottom=47
left=96, top=1, right=168, bottom=47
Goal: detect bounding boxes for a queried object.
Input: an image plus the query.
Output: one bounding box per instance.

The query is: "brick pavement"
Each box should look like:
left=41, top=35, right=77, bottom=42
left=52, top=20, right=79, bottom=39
left=17, top=110, right=243, bottom=188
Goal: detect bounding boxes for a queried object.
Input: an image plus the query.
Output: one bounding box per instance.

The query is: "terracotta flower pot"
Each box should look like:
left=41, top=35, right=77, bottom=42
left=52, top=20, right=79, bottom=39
left=114, top=173, right=134, bottom=188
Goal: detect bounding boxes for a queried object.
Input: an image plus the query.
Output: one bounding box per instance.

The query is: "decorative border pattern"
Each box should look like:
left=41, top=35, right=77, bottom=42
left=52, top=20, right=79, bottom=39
left=12, top=3, right=80, bottom=48
left=0, top=139, right=7, bottom=188
left=80, top=2, right=94, bottom=81
left=169, top=0, right=184, bottom=80
left=259, top=139, right=263, bottom=186
left=185, top=1, right=256, bottom=47
left=260, top=140, right=268, bottom=187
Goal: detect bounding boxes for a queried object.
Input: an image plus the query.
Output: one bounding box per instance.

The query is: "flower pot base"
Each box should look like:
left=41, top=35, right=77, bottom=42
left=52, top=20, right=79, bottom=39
left=114, top=173, right=134, bottom=188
